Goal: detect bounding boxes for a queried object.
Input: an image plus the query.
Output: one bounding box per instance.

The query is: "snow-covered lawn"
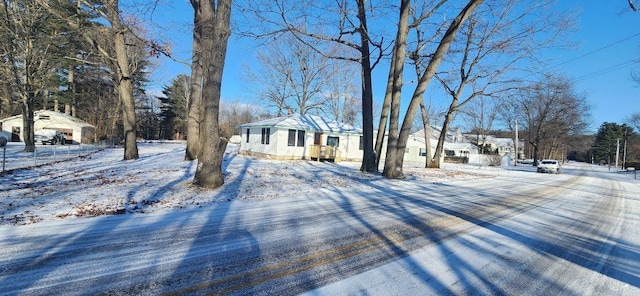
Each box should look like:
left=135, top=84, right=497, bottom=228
left=0, top=142, right=499, bottom=226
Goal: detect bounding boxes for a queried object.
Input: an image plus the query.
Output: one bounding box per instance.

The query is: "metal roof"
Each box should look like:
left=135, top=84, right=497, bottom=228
left=237, top=114, right=361, bottom=134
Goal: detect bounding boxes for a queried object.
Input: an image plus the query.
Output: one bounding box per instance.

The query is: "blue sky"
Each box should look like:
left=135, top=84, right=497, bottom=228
left=145, top=1, right=639, bottom=133
left=550, top=1, right=640, bottom=132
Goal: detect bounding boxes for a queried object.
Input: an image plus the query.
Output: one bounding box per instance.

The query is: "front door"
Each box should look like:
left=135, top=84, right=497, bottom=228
left=314, top=133, right=322, bottom=145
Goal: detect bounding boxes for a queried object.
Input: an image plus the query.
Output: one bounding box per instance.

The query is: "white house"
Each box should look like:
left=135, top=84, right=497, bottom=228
left=388, top=126, right=477, bottom=163
left=237, top=114, right=485, bottom=164
left=237, top=114, right=364, bottom=161
left=0, top=110, right=96, bottom=144
left=464, top=134, right=524, bottom=159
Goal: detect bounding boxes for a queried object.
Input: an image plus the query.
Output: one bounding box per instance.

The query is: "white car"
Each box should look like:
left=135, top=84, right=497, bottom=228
left=537, top=159, right=561, bottom=174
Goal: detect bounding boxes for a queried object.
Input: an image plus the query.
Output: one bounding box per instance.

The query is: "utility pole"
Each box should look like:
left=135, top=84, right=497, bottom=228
left=623, top=129, right=628, bottom=169
left=514, top=120, right=519, bottom=166
left=615, top=138, right=620, bottom=169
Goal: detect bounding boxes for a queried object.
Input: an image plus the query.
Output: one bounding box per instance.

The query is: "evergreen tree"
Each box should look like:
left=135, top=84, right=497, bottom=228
left=158, top=75, right=190, bottom=140
left=593, top=122, right=634, bottom=164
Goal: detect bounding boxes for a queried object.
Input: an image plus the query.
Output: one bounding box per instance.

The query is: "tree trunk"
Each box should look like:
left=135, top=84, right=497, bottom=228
left=192, top=0, right=231, bottom=189
left=356, top=0, right=376, bottom=173
left=66, top=65, right=78, bottom=117
left=106, top=0, right=138, bottom=160
left=382, top=0, right=410, bottom=179
left=115, top=31, right=138, bottom=160
left=185, top=1, right=203, bottom=161
left=22, top=95, right=35, bottom=152
left=429, top=108, right=455, bottom=168
left=375, top=49, right=396, bottom=169
left=393, top=0, right=484, bottom=175
left=420, top=101, right=431, bottom=168
left=111, top=96, right=121, bottom=141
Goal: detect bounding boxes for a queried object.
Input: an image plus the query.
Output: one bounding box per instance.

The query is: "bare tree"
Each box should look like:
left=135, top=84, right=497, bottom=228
left=324, top=58, right=361, bottom=126
left=243, top=56, right=291, bottom=117
left=502, top=75, right=590, bottom=164
left=237, top=0, right=389, bottom=173
left=1, top=1, right=65, bottom=152
left=424, top=0, right=573, bottom=168
left=191, top=0, right=231, bottom=189
left=460, top=95, right=500, bottom=154
left=96, top=0, right=140, bottom=160
left=381, top=0, right=412, bottom=178
left=383, top=0, right=484, bottom=178
left=219, top=101, right=261, bottom=138
left=0, top=64, right=18, bottom=119
left=245, top=34, right=330, bottom=116
left=38, top=0, right=162, bottom=160
left=626, top=112, right=640, bottom=132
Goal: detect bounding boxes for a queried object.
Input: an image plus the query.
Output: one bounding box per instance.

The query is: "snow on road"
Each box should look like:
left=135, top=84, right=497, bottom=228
left=0, top=142, right=638, bottom=295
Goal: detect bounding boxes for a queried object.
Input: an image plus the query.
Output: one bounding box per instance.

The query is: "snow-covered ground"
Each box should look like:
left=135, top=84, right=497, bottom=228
left=0, top=142, right=103, bottom=173
left=0, top=142, right=496, bottom=225
left=1, top=142, right=638, bottom=295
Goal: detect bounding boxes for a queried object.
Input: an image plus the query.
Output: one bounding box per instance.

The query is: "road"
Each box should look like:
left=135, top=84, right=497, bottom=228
left=0, top=163, right=638, bottom=295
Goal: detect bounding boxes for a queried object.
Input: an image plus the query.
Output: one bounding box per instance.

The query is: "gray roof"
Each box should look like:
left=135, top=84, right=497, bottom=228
left=238, top=114, right=361, bottom=134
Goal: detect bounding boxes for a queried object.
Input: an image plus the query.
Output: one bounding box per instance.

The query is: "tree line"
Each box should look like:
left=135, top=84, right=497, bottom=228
left=2, top=0, right=637, bottom=189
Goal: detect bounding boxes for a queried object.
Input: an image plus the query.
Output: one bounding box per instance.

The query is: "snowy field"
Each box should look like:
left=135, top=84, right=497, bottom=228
left=0, top=142, right=496, bottom=225
left=0, top=142, right=638, bottom=295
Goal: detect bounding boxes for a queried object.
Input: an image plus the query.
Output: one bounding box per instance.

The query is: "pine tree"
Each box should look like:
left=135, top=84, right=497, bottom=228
left=158, top=75, right=190, bottom=140
left=593, top=122, right=634, bottom=164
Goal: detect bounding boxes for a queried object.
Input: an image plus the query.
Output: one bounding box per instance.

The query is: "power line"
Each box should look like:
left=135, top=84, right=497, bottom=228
left=542, top=31, right=640, bottom=73
left=577, top=60, right=638, bottom=80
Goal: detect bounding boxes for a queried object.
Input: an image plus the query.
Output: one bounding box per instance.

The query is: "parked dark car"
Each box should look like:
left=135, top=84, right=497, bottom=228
left=34, top=129, right=65, bottom=145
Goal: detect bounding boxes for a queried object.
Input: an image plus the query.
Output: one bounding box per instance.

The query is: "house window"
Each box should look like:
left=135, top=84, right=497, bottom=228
left=246, top=129, right=250, bottom=143
left=327, top=136, right=339, bottom=147
left=405, top=147, right=410, bottom=154
left=261, top=128, right=270, bottom=145
left=445, top=150, right=455, bottom=157
left=287, top=129, right=305, bottom=147
left=419, top=148, right=427, bottom=157
left=297, top=130, right=305, bottom=147
left=359, top=136, right=363, bottom=150
left=288, top=129, right=296, bottom=146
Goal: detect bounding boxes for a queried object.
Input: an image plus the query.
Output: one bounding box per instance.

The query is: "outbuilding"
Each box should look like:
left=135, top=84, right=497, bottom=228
left=0, top=110, right=95, bottom=144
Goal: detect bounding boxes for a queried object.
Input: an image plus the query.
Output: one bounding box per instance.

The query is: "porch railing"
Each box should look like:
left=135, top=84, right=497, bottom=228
left=309, top=145, right=341, bottom=162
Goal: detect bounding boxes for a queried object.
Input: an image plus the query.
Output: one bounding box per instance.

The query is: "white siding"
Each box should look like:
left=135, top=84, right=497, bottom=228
left=273, top=128, right=309, bottom=159
left=0, top=110, right=95, bottom=144
left=240, top=127, right=277, bottom=156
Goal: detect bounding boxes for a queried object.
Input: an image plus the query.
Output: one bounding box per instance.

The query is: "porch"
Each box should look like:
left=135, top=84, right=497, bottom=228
left=309, top=145, right=341, bottom=162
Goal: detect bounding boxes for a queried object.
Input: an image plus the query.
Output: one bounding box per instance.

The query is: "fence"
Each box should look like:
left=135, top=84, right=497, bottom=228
left=1, top=143, right=106, bottom=173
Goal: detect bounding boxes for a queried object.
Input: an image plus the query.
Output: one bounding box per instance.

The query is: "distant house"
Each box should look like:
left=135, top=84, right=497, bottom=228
left=237, top=114, right=363, bottom=162
left=464, top=134, right=524, bottom=160
left=0, top=110, right=95, bottom=144
left=390, top=126, right=477, bottom=163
